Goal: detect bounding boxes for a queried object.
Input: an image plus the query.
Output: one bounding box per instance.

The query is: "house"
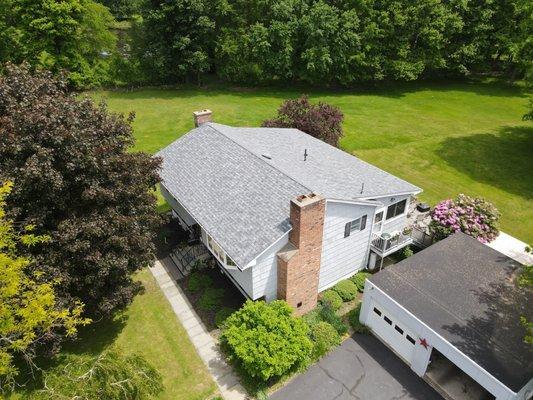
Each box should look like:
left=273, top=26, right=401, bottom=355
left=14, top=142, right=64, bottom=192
left=157, top=110, right=421, bottom=314
left=360, top=232, right=533, bottom=400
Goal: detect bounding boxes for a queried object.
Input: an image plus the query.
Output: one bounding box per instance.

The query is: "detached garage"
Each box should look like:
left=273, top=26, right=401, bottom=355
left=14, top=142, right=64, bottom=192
left=360, top=232, right=533, bottom=400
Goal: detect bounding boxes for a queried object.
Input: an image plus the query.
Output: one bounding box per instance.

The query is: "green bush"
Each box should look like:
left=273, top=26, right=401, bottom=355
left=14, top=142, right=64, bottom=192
left=187, top=272, right=213, bottom=293
left=220, top=300, right=312, bottom=382
left=350, top=271, right=371, bottom=293
left=198, top=287, right=225, bottom=311
left=215, top=307, right=235, bottom=328
left=399, top=245, right=414, bottom=260
left=348, top=303, right=369, bottom=334
left=318, top=304, right=348, bottom=336
left=319, top=290, right=343, bottom=311
left=332, top=280, right=357, bottom=301
left=310, top=321, right=341, bottom=359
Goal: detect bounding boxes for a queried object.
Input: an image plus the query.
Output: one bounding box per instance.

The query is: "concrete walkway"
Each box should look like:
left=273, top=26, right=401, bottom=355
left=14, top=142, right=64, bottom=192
left=150, top=258, right=247, bottom=400
left=486, top=231, right=533, bottom=265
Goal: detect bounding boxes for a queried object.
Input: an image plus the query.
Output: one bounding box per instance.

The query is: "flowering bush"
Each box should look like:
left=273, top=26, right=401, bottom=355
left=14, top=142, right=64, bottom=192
left=429, top=194, right=500, bottom=243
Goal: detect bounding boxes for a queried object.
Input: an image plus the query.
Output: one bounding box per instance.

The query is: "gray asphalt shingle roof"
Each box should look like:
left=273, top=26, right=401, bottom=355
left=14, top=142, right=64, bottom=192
left=369, top=233, right=533, bottom=392
left=157, top=123, right=420, bottom=267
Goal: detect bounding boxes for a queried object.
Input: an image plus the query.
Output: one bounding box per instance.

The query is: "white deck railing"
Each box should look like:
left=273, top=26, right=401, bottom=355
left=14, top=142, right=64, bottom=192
left=371, top=231, right=413, bottom=255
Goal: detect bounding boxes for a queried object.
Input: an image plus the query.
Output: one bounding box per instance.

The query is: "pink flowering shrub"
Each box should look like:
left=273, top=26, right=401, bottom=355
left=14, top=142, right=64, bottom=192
left=429, top=194, right=500, bottom=243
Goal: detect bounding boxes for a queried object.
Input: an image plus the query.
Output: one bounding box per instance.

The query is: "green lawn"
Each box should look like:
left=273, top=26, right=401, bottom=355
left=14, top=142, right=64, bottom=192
left=92, top=80, right=533, bottom=243
left=10, top=269, right=217, bottom=400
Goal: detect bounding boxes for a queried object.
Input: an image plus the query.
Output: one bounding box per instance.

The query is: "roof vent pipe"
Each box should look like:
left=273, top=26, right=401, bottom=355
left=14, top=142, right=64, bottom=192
left=360, top=182, right=365, bottom=194
left=304, top=148, right=308, bottom=161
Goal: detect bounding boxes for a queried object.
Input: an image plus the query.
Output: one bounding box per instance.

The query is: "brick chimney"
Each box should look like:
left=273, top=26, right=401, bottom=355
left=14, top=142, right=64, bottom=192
left=193, top=109, right=212, bottom=127
left=277, top=193, right=325, bottom=315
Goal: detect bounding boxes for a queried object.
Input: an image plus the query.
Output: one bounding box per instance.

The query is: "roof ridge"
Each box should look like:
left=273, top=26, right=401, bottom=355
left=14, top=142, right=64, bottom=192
left=206, top=123, right=315, bottom=194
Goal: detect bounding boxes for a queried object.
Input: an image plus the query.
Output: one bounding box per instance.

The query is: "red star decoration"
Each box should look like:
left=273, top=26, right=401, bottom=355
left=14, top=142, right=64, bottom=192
left=419, top=338, right=430, bottom=350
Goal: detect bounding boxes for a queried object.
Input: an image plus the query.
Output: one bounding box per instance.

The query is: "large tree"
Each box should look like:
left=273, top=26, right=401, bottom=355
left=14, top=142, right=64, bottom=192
left=0, top=0, right=116, bottom=88
left=0, top=64, right=161, bottom=319
left=262, top=95, right=344, bottom=147
left=0, top=181, right=89, bottom=392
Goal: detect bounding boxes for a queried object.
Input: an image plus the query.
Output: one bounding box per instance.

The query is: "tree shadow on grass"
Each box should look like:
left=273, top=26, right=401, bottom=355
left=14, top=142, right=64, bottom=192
left=61, top=313, right=129, bottom=356
left=96, top=77, right=529, bottom=101
left=437, top=125, right=533, bottom=200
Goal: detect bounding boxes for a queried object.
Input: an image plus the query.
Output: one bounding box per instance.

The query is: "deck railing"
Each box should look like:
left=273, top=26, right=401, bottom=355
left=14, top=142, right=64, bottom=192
left=371, top=231, right=413, bottom=254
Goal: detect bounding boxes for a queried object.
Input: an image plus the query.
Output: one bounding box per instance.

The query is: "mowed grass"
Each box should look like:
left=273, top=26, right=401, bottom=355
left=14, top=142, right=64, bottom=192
left=91, top=80, right=533, bottom=243
left=9, top=269, right=217, bottom=400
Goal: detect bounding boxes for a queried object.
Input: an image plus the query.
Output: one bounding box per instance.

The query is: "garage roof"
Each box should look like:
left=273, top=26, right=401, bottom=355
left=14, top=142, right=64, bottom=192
left=369, top=233, right=533, bottom=393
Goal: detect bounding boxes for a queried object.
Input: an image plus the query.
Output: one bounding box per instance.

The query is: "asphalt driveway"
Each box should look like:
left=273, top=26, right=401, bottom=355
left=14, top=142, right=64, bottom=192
left=270, top=334, right=442, bottom=400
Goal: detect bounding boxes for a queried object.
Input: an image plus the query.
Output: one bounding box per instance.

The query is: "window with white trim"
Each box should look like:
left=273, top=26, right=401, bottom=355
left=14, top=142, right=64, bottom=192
left=344, top=215, right=367, bottom=237
left=386, top=199, right=407, bottom=220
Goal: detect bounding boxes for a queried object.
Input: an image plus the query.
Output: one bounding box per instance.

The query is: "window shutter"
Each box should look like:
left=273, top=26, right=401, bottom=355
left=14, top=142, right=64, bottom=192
left=361, top=215, right=367, bottom=230
left=344, top=222, right=351, bottom=238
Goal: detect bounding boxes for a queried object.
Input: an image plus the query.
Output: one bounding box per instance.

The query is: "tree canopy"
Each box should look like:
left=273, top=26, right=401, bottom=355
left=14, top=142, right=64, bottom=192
left=263, top=95, right=344, bottom=147
left=0, top=0, right=117, bottom=87
left=133, top=0, right=533, bottom=85
left=0, top=64, right=161, bottom=323
left=0, top=181, right=90, bottom=392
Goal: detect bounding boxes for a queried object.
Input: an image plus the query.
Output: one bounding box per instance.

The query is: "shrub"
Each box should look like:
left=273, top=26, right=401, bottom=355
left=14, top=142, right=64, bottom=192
left=220, top=300, right=312, bottom=382
left=429, top=194, right=500, bottom=243
left=215, top=307, right=235, bottom=328
left=319, top=304, right=348, bottom=336
left=332, top=280, right=357, bottom=301
left=187, top=272, right=213, bottom=293
left=262, top=96, right=344, bottom=147
left=319, top=290, right=343, bottom=311
left=399, top=245, right=414, bottom=260
left=198, top=287, right=225, bottom=311
left=310, top=322, right=341, bottom=359
left=350, top=271, right=371, bottom=293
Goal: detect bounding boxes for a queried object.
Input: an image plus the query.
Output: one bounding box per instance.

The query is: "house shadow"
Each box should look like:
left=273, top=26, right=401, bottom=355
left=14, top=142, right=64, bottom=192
left=441, top=261, right=533, bottom=391
left=437, top=125, right=533, bottom=200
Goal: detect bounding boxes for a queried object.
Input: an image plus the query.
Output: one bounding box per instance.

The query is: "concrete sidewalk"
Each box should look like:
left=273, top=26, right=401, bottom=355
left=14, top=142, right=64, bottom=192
left=486, top=231, right=533, bottom=265
left=150, top=258, right=247, bottom=400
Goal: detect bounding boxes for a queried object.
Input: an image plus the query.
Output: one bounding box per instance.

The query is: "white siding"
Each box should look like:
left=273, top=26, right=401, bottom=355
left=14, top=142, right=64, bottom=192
left=319, top=201, right=376, bottom=291
left=375, top=194, right=411, bottom=234
left=251, top=234, right=289, bottom=301
left=160, top=184, right=196, bottom=227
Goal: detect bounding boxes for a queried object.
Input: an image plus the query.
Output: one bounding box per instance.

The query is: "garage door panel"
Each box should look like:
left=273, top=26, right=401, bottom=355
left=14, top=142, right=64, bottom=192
left=367, top=301, right=416, bottom=364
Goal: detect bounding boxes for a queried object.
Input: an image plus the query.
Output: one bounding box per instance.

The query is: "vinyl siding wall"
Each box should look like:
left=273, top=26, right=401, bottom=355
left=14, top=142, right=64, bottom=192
left=378, top=194, right=411, bottom=234
left=318, top=201, right=377, bottom=291
left=251, top=234, right=289, bottom=301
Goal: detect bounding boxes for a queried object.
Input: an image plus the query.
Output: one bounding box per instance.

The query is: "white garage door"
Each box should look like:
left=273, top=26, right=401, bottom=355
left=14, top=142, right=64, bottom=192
left=367, top=301, right=417, bottom=364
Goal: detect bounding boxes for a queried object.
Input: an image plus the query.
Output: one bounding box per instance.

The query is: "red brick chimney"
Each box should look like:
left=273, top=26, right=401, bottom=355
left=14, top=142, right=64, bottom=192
left=277, top=193, right=325, bottom=315
left=193, top=109, right=212, bottom=127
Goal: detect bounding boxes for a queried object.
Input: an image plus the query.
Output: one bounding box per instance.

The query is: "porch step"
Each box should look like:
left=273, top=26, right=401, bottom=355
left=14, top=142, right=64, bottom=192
left=169, top=243, right=210, bottom=277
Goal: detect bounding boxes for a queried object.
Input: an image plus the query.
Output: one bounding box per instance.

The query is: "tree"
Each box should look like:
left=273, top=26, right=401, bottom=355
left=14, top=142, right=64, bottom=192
left=33, top=347, right=163, bottom=399
left=0, top=0, right=116, bottom=88
left=0, top=181, right=89, bottom=392
left=0, top=64, right=161, bottom=320
left=133, top=0, right=216, bottom=83
left=429, top=194, right=500, bottom=243
left=262, top=95, right=344, bottom=147
left=220, top=300, right=312, bottom=381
